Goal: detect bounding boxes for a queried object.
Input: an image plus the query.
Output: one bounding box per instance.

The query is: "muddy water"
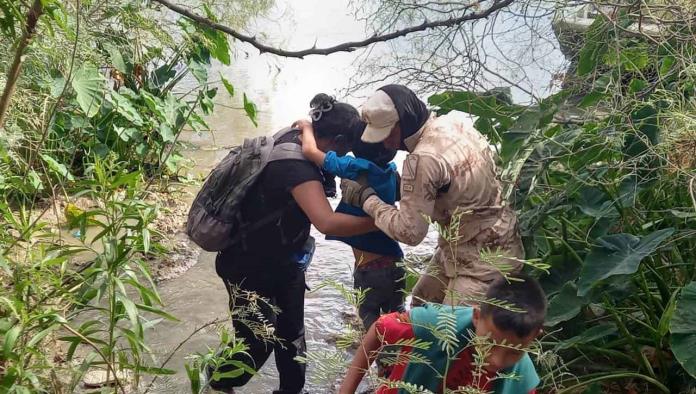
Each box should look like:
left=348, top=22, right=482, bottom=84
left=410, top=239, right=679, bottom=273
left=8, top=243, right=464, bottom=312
left=147, top=1, right=562, bottom=392
left=148, top=2, right=436, bottom=392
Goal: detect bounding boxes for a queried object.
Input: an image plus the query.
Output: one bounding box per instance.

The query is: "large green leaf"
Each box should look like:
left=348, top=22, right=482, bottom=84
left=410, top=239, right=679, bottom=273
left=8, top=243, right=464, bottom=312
left=158, top=124, right=175, bottom=143
left=51, top=75, right=66, bottom=98
left=114, top=126, right=140, bottom=142
left=499, top=92, right=563, bottom=165
left=546, top=282, right=585, bottom=326
left=202, top=4, right=231, bottom=65
left=141, top=90, right=164, bottom=118
left=577, top=228, right=674, bottom=296
left=579, top=90, right=607, bottom=108
left=671, top=282, right=696, bottom=334
left=104, top=43, right=128, bottom=73
left=3, top=325, right=21, bottom=360
left=151, top=64, right=176, bottom=90
left=41, top=153, right=75, bottom=181
left=606, top=44, right=650, bottom=72
left=576, top=187, right=617, bottom=219
left=188, top=57, right=209, bottom=85
left=499, top=110, right=541, bottom=164
left=428, top=90, right=522, bottom=138
left=577, top=16, right=609, bottom=76
left=162, top=93, right=184, bottom=127
left=71, top=63, right=105, bottom=118
left=659, top=55, right=675, bottom=77
left=555, top=323, right=617, bottom=350
left=506, top=126, right=581, bottom=207
left=624, top=104, right=659, bottom=158
left=429, top=90, right=514, bottom=119
left=107, top=91, right=143, bottom=126
left=539, top=253, right=582, bottom=295
left=671, top=286, right=696, bottom=368
left=45, top=3, right=72, bottom=38
left=671, top=282, right=696, bottom=378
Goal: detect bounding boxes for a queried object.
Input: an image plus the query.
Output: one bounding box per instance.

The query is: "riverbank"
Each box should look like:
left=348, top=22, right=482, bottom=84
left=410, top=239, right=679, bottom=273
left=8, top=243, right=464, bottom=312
left=30, top=187, right=201, bottom=282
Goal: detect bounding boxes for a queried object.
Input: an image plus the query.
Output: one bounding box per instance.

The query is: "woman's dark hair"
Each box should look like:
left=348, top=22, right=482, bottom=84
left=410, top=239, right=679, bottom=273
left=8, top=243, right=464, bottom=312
left=352, top=140, right=396, bottom=168
left=309, top=93, right=365, bottom=144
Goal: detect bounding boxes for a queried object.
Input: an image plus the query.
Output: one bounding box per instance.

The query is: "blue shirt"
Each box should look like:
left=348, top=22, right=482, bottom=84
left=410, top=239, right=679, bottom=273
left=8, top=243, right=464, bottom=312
left=323, top=151, right=403, bottom=258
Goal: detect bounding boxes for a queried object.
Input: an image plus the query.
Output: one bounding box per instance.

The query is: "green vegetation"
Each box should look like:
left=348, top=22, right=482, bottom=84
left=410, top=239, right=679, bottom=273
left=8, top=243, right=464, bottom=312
left=0, top=1, right=254, bottom=204
left=0, top=1, right=263, bottom=392
left=429, top=9, right=696, bottom=391
left=1, top=0, right=694, bottom=393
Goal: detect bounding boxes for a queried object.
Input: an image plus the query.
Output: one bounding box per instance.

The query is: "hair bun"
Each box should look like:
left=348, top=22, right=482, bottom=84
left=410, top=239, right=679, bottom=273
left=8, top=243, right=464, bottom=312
left=310, top=93, right=336, bottom=109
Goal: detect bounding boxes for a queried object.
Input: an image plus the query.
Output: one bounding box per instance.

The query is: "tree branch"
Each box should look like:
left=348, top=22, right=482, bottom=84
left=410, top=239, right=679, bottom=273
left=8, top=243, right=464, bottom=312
left=0, top=0, right=43, bottom=128
left=150, top=0, right=515, bottom=58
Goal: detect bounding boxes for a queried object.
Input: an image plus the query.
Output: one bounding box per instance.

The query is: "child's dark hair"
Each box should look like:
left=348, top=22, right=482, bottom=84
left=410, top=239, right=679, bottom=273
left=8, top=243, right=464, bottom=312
left=309, top=93, right=364, bottom=144
left=352, top=140, right=396, bottom=168
left=481, top=273, right=547, bottom=338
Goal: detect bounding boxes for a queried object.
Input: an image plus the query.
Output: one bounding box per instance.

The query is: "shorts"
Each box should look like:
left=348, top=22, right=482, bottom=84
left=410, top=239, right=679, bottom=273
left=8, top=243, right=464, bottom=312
left=353, top=256, right=406, bottom=330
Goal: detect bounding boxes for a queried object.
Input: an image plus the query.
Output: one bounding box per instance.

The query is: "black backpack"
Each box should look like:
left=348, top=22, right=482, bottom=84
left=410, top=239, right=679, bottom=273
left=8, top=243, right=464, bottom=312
left=186, top=127, right=307, bottom=251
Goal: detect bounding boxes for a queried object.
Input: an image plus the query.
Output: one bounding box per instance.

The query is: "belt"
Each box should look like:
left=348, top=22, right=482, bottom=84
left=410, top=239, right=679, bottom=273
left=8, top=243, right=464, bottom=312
left=356, top=256, right=400, bottom=271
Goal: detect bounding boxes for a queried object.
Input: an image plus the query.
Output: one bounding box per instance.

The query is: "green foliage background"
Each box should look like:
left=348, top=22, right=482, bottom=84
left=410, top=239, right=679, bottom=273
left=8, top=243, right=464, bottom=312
left=429, top=10, right=696, bottom=391
left=0, top=0, right=694, bottom=393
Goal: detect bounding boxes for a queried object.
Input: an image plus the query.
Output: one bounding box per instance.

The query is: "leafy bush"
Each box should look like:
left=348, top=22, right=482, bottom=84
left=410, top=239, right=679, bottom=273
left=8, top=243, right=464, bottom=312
left=0, top=1, right=258, bottom=204
left=428, top=8, right=696, bottom=391
left=0, top=1, right=264, bottom=392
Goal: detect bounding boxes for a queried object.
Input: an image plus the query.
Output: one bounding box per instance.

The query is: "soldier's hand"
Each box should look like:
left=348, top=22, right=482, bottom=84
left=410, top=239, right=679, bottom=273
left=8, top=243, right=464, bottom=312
left=340, top=178, right=376, bottom=208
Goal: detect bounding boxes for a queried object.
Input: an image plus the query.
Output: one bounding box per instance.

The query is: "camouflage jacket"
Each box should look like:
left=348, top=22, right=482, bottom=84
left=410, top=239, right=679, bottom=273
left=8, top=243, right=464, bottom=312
left=363, top=111, right=523, bottom=280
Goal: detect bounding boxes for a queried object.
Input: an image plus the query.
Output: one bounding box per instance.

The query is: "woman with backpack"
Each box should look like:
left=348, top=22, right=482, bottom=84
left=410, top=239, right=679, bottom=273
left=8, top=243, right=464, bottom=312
left=208, top=95, right=375, bottom=394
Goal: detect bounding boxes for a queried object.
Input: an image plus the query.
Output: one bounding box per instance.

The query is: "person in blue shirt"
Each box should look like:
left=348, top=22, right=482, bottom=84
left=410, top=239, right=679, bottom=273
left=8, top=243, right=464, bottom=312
left=300, top=94, right=404, bottom=330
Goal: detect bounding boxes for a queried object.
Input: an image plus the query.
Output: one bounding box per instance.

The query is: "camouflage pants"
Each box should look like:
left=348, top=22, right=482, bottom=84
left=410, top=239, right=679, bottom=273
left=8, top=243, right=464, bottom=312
left=411, top=232, right=524, bottom=307
left=411, top=263, right=490, bottom=306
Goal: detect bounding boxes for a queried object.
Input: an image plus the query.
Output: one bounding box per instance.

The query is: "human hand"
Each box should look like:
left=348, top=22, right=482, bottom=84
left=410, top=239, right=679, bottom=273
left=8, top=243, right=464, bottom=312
left=340, top=178, right=376, bottom=208
left=292, top=118, right=313, bottom=131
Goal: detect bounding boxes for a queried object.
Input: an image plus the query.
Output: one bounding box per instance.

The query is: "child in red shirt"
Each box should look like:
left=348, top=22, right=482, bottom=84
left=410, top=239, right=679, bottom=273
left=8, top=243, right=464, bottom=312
left=340, top=274, right=547, bottom=394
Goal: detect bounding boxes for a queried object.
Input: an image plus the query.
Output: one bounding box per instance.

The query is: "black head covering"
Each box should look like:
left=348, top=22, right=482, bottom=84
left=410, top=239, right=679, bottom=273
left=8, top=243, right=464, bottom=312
left=378, top=84, right=430, bottom=143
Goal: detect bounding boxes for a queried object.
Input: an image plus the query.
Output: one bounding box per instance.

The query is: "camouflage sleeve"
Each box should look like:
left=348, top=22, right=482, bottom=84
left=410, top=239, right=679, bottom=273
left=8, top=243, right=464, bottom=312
left=363, top=153, right=449, bottom=246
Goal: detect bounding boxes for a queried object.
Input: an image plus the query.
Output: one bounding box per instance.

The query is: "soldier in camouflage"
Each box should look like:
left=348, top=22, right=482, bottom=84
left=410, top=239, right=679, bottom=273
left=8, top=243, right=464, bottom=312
left=341, top=85, right=524, bottom=306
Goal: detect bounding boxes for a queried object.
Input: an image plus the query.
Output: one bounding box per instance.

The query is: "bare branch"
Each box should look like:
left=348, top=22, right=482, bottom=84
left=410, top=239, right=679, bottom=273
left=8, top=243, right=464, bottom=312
left=150, top=0, right=514, bottom=58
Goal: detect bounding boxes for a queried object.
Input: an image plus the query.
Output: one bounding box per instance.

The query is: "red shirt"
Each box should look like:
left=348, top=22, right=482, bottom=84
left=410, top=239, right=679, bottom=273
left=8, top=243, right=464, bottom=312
left=374, top=312, right=536, bottom=394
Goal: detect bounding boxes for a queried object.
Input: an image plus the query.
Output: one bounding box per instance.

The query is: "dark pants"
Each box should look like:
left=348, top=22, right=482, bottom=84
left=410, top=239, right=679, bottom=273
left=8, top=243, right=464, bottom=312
left=353, top=257, right=406, bottom=330
left=210, top=254, right=306, bottom=394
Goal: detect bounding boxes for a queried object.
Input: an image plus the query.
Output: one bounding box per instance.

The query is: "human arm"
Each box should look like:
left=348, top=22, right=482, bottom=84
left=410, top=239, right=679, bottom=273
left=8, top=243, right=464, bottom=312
left=297, top=120, right=326, bottom=167
left=362, top=154, right=449, bottom=246
left=291, top=180, right=376, bottom=236
left=297, top=118, right=370, bottom=180
left=339, top=321, right=382, bottom=394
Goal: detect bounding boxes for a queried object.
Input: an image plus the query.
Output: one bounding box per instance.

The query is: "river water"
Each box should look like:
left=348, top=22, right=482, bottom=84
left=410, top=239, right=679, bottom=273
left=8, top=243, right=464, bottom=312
left=147, top=1, right=563, bottom=392
left=149, top=2, right=436, bottom=392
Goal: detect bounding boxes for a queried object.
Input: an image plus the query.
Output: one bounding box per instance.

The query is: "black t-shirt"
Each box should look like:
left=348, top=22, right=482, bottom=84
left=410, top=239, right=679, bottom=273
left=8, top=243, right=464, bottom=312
left=216, top=131, right=323, bottom=278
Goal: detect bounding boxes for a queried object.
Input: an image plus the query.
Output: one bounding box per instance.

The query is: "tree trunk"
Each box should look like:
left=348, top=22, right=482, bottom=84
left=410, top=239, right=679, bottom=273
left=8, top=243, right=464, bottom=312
left=0, top=0, right=44, bottom=128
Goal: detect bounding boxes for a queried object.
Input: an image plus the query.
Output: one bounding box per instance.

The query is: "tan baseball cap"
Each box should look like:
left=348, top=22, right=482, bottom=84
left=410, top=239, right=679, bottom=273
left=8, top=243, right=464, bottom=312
left=361, top=90, right=399, bottom=143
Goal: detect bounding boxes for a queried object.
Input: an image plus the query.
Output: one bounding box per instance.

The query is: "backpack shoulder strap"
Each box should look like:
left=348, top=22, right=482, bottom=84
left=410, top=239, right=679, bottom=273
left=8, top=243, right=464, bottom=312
left=268, top=126, right=307, bottom=163
left=272, top=126, right=296, bottom=140
left=268, top=142, right=306, bottom=162
left=229, top=128, right=307, bottom=246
